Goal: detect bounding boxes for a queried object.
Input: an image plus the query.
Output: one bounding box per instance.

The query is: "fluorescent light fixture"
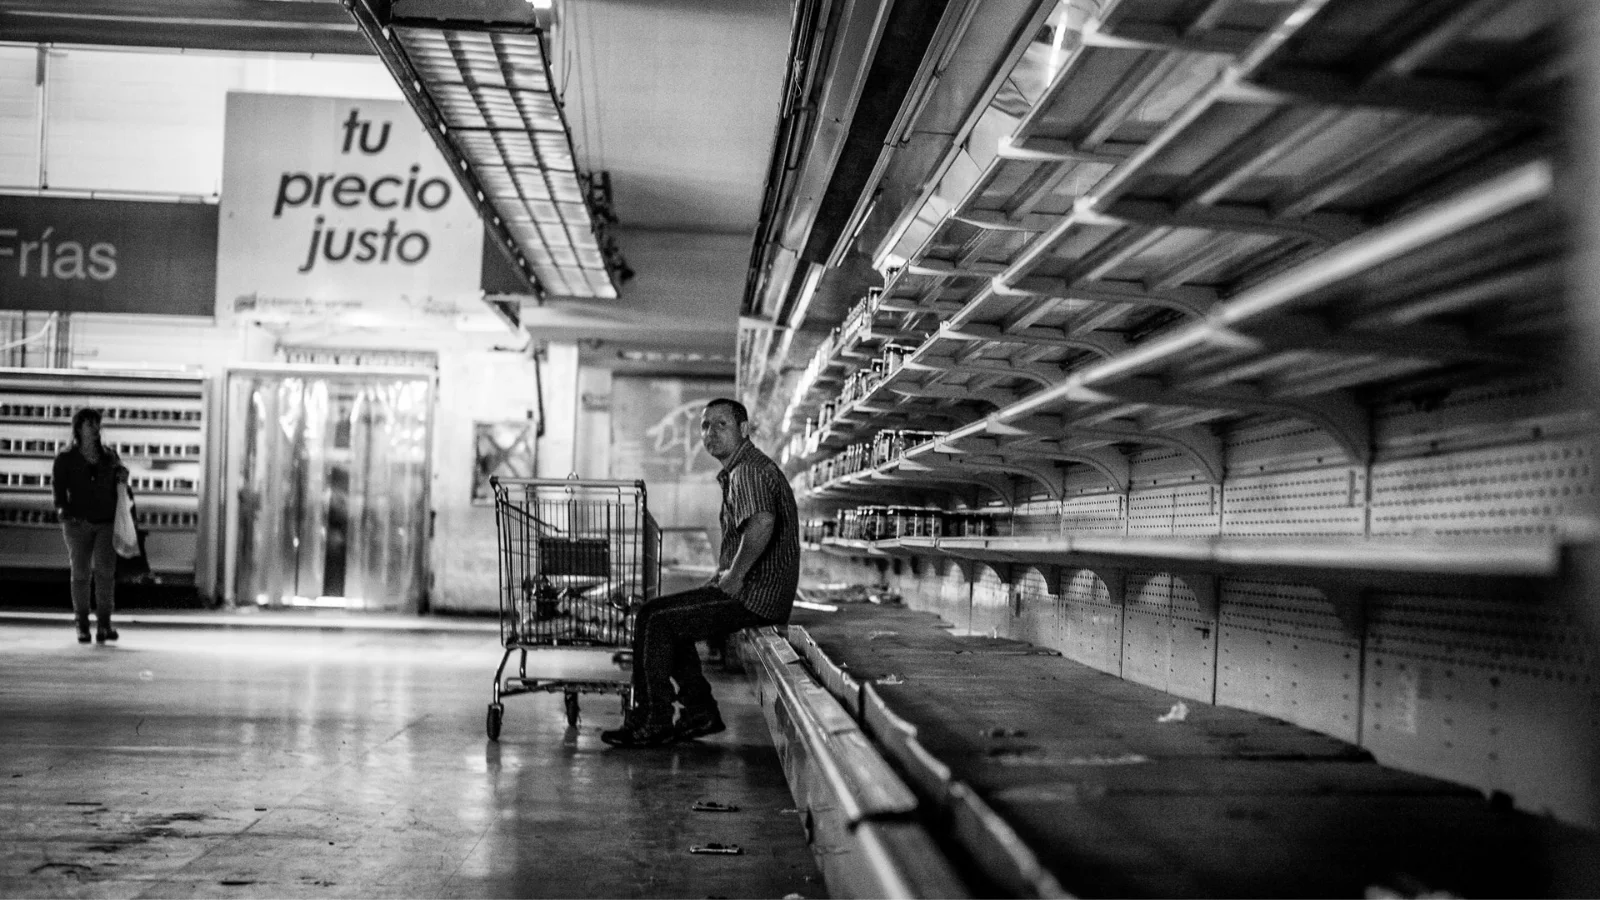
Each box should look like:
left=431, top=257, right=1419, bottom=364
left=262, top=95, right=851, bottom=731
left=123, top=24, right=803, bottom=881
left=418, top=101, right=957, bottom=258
left=788, top=262, right=826, bottom=331
left=393, top=26, right=616, bottom=300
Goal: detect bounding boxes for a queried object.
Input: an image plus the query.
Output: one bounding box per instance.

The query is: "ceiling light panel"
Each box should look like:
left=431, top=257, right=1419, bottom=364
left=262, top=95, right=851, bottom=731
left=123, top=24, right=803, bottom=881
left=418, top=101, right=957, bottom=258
left=393, top=25, right=617, bottom=300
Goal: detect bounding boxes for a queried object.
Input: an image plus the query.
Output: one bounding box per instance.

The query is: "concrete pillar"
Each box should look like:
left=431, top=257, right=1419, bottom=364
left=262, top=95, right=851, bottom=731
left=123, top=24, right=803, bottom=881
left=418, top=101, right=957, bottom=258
left=535, top=340, right=580, bottom=478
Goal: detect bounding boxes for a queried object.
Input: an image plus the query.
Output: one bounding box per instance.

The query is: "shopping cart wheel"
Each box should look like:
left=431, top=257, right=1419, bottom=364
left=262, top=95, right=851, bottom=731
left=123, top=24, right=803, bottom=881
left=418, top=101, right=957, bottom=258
left=487, top=703, right=504, bottom=741
left=563, top=691, right=580, bottom=727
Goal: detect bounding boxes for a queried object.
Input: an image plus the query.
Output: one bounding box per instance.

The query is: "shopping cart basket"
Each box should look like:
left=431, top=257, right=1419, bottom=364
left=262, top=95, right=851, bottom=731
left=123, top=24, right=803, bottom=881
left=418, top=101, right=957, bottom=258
left=486, top=477, right=660, bottom=739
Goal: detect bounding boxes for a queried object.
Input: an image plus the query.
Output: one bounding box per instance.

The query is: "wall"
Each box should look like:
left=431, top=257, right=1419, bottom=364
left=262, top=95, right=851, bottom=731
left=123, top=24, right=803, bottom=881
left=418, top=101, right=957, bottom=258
left=609, top=375, right=733, bottom=537
left=430, top=340, right=555, bottom=614
left=0, top=45, right=584, bottom=613
left=533, top=342, right=580, bottom=480
left=59, top=310, right=574, bottom=613
left=0, top=42, right=749, bottom=614
left=805, top=374, right=1600, bottom=828
left=573, top=364, right=613, bottom=479
left=0, top=44, right=401, bottom=194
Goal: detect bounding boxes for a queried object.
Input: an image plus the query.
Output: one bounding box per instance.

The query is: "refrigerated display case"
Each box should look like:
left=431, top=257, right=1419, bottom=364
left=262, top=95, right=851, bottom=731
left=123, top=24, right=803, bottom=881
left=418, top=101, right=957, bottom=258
left=0, top=368, right=209, bottom=582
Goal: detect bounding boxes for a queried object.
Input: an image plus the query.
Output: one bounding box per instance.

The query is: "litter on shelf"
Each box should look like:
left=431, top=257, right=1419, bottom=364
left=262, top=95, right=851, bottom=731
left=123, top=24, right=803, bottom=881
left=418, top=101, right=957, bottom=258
left=1064, top=753, right=1150, bottom=766
left=800, top=583, right=898, bottom=605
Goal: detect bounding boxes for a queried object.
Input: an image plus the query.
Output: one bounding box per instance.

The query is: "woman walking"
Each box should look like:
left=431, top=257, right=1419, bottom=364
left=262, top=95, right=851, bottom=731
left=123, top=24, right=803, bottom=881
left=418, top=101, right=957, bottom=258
left=52, top=408, right=128, bottom=644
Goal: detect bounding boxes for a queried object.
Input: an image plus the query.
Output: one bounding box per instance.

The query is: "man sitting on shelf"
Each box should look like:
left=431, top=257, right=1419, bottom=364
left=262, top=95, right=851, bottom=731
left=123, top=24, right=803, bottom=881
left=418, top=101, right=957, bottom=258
left=601, top=398, right=800, bottom=748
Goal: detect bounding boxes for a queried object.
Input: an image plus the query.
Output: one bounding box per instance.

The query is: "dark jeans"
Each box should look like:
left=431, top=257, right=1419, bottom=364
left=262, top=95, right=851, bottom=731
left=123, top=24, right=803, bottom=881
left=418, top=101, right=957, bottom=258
left=630, top=586, right=772, bottom=726
left=61, top=519, right=115, bottom=621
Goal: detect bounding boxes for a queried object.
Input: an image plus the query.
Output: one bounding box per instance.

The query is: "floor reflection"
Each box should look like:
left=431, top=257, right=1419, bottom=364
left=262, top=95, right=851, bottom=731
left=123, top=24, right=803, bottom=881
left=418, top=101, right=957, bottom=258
left=0, top=622, right=825, bottom=899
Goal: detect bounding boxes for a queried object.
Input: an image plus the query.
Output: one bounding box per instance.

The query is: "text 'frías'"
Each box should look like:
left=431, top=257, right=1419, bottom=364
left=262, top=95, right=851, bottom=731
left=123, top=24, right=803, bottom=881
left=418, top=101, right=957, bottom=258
left=272, top=108, right=456, bottom=275
left=0, top=227, right=117, bottom=281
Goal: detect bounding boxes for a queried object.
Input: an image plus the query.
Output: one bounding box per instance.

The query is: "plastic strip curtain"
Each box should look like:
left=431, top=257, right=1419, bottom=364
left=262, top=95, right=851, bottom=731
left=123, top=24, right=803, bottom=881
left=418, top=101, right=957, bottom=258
left=344, top=378, right=429, bottom=609
left=233, top=373, right=431, bottom=611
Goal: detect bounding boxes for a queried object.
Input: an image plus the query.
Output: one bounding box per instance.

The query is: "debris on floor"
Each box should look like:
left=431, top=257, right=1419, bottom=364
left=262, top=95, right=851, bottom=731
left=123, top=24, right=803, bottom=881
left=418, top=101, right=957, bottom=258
left=691, top=801, right=739, bottom=813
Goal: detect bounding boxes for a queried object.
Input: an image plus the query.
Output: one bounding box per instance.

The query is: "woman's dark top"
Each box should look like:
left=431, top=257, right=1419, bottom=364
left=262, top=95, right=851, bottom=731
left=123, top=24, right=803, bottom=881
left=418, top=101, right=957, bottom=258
left=52, top=446, right=122, bottom=524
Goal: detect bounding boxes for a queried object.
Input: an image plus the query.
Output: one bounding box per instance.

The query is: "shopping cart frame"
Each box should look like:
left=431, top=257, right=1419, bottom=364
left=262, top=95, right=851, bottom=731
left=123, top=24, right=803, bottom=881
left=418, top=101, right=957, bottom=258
left=486, top=476, right=660, bottom=740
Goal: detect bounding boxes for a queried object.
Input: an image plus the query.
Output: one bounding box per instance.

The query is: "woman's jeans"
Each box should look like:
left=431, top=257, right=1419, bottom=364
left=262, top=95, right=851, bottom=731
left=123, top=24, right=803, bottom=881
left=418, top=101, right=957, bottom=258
left=61, top=519, right=115, bottom=621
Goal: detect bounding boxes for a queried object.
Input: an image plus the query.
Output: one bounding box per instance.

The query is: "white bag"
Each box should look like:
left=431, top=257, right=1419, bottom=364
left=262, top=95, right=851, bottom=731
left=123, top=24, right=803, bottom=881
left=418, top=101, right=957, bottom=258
left=113, top=485, right=140, bottom=558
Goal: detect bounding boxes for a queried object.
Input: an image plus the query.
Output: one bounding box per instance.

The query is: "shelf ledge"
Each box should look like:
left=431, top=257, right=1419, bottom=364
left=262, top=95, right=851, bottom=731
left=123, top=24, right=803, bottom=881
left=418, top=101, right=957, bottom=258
left=814, top=530, right=1589, bottom=583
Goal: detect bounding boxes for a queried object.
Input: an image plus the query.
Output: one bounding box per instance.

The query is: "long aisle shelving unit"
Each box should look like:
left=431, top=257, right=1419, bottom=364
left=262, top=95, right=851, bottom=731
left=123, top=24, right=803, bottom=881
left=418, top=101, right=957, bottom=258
left=751, top=0, right=1599, bottom=834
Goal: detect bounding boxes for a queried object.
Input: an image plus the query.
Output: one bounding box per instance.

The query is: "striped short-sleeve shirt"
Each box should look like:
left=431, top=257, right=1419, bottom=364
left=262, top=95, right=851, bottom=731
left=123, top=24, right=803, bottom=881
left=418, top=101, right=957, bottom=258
left=717, top=439, right=800, bottom=622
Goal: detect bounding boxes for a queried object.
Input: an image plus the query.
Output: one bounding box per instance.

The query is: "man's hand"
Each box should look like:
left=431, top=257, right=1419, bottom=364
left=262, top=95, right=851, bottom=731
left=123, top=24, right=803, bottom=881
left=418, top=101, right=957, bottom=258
left=716, top=569, right=745, bottom=597
left=716, top=511, right=774, bottom=600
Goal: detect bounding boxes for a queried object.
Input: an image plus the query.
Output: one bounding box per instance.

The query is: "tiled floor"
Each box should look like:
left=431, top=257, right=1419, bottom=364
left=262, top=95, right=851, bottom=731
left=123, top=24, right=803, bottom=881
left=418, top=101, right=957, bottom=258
left=0, top=620, right=824, bottom=899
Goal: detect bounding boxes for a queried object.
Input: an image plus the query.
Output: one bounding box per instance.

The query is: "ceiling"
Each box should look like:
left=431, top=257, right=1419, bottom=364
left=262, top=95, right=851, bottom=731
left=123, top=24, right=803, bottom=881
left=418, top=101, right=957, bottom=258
left=520, top=0, right=791, bottom=364
left=549, top=0, right=788, bottom=235
left=0, top=0, right=791, bottom=369
left=0, top=0, right=370, bottom=55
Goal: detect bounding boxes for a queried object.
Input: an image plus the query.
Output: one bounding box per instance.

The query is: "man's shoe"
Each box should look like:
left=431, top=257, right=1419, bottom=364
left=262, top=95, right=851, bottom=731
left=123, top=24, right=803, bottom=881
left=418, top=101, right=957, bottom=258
left=95, top=620, right=118, bottom=644
left=599, top=721, right=677, bottom=748
left=674, top=707, right=726, bottom=741
left=75, top=617, right=91, bottom=644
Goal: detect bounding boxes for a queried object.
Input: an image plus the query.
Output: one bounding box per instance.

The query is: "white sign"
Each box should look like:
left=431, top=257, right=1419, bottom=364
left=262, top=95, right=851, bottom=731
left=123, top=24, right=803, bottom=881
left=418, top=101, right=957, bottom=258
left=217, top=92, right=483, bottom=321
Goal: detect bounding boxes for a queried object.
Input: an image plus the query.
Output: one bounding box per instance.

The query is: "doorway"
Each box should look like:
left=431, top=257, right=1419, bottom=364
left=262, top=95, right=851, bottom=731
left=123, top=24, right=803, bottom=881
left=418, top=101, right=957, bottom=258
left=223, top=367, right=433, bottom=612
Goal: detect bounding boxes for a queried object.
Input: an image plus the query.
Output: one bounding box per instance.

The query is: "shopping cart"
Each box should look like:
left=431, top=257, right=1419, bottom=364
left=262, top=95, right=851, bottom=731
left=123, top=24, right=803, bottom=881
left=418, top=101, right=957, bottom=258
left=486, top=477, right=660, bottom=740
